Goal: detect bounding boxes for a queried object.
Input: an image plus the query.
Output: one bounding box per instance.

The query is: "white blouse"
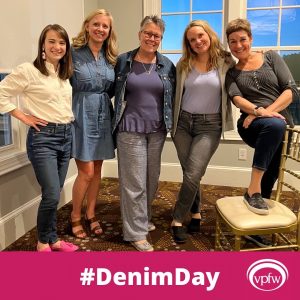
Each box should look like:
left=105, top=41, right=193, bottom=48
left=0, top=61, right=73, bottom=123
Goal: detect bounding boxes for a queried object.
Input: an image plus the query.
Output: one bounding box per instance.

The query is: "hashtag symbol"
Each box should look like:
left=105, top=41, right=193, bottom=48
left=80, top=268, right=95, bottom=285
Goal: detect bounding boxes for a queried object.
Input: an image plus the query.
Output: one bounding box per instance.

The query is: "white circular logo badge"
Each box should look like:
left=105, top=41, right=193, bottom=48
left=246, top=259, right=288, bottom=291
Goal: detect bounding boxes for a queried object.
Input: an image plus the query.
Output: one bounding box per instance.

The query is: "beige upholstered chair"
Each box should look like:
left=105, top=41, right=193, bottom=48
left=215, top=127, right=300, bottom=251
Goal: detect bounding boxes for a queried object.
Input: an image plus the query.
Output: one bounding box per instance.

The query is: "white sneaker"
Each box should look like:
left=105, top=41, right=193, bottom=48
left=148, top=222, right=156, bottom=232
left=130, top=240, right=154, bottom=252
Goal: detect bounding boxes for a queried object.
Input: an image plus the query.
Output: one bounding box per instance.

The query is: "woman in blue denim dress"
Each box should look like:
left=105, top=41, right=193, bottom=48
left=70, top=9, right=117, bottom=238
left=0, top=24, right=78, bottom=252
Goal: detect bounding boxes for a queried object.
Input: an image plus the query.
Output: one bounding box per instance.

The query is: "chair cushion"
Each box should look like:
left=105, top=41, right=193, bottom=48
left=216, top=196, right=297, bottom=230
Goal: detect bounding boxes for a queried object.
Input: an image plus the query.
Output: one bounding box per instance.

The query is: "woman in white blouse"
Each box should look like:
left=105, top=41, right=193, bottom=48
left=0, top=24, right=78, bottom=252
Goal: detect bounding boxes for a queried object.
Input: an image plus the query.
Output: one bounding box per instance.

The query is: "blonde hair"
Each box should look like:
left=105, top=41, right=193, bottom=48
left=226, top=18, right=252, bottom=40
left=179, top=20, right=229, bottom=74
left=72, top=9, right=118, bottom=65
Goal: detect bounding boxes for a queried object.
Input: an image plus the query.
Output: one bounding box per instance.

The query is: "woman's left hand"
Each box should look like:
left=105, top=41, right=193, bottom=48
left=243, top=115, right=256, bottom=128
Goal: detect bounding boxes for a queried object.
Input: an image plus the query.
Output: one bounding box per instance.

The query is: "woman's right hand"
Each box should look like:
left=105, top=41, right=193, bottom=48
left=257, top=107, right=286, bottom=120
left=10, top=108, right=48, bottom=131
left=21, top=115, right=48, bottom=131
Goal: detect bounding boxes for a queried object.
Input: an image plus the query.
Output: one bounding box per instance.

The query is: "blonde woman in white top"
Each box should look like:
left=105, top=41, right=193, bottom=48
left=0, top=24, right=78, bottom=252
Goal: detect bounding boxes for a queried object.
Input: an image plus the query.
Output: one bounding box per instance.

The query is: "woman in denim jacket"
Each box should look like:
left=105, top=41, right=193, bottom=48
left=171, top=20, right=234, bottom=243
left=113, top=15, right=175, bottom=251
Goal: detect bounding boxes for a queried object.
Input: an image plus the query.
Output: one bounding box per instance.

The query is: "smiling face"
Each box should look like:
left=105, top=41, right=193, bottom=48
left=228, top=30, right=252, bottom=60
left=186, top=26, right=211, bottom=55
left=138, top=22, right=162, bottom=54
left=86, top=14, right=111, bottom=46
left=43, top=30, right=66, bottom=66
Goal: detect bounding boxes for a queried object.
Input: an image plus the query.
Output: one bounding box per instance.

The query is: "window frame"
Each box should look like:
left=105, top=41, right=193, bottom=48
left=0, top=69, right=29, bottom=176
left=144, top=0, right=300, bottom=140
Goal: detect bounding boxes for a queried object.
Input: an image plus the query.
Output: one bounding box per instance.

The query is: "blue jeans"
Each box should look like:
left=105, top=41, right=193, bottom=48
left=172, top=111, right=222, bottom=222
left=27, top=123, right=72, bottom=244
left=237, top=116, right=286, bottom=198
left=117, top=131, right=166, bottom=241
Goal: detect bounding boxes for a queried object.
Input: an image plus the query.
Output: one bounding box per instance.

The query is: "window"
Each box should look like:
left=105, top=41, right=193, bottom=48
left=247, top=0, right=300, bottom=124
left=160, top=0, right=224, bottom=65
left=0, top=72, right=28, bottom=175
left=144, top=0, right=300, bottom=131
left=0, top=73, right=12, bottom=148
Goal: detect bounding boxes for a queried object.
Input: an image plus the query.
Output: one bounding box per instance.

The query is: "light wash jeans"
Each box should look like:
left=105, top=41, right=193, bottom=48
left=172, top=110, right=222, bottom=222
left=117, top=131, right=166, bottom=241
left=27, top=123, right=72, bottom=244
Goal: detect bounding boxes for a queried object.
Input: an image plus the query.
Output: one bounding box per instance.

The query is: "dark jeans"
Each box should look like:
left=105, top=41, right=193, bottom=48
left=27, top=123, right=72, bottom=244
left=237, top=116, right=286, bottom=198
left=172, top=111, right=222, bottom=222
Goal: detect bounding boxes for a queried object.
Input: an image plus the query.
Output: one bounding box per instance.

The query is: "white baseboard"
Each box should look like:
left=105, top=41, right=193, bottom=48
left=103, top=160, right=299, bottom=190
left=102, top=160, right=251, bottom=187
left=0, top=174, right=76, bottom=250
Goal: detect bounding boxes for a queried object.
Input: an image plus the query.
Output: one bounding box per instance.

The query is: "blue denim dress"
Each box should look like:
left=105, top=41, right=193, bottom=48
left=71, top=46, right=115, bottom=161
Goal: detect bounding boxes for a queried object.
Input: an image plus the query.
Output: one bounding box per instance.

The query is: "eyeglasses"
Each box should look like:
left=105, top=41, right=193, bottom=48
left=142, top=30, right=162, bottom=41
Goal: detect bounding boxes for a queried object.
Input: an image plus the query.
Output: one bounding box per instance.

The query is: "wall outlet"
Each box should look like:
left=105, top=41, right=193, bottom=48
left=238, top=148, right=247, bottom=160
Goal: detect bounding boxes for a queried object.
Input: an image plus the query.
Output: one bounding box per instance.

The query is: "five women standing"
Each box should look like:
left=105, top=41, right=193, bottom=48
left=3, top=8, right=294, bottom=251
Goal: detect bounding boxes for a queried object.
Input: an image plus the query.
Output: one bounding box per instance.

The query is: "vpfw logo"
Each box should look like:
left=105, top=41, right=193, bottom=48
left=246, top=259, right=288, bottom=291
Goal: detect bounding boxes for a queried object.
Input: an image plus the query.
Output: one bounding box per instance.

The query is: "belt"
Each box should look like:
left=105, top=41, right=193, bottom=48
left=46, top=122, right=71, bottom=128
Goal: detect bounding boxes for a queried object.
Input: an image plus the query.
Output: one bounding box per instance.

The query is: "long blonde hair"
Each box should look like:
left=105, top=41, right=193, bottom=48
left=72, top=9, right=118, bottom=65
left=179, top=20, right=229, bottom=74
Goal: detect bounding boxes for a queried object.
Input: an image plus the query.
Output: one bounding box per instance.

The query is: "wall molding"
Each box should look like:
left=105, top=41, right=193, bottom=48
left=102, top=160, right=251, bottom=187
left=0, top=174, right=76, bottom=250
left=103, top=160, right=299, bottom=190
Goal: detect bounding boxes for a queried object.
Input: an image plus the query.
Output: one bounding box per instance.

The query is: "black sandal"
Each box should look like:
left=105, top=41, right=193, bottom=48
left=187, top=218, right=201, bottom=233
left=171, top=226, right=187, bottom=243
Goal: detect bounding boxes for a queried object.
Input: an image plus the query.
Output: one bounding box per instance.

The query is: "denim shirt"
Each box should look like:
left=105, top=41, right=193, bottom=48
left=112, top=48, right=176, bottom=133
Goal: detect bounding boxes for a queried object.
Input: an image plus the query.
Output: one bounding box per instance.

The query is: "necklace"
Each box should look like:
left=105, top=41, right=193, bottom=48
left=136, top=53, right=155, bottom=75
left=140, top=62, right=155, bottom=74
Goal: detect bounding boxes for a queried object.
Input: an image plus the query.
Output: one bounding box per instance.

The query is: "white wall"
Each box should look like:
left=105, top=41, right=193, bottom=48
left=96, top=0, right=143, bottom=53
left=0, top=0, right=84, bottom=69
left=0, top=0, right=85, bottom=250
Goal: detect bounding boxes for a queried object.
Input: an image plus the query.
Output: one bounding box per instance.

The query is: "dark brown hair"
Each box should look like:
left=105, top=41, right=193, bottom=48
left=33, top=24, right=73, bottom=80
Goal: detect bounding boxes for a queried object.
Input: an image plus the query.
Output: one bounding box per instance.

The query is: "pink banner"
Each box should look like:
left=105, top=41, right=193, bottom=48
left=0, top=252, right=298, bottom=299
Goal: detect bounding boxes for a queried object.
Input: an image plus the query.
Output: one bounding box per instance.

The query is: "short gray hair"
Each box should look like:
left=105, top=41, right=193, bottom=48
left=140, top=15, right=165, bottom=34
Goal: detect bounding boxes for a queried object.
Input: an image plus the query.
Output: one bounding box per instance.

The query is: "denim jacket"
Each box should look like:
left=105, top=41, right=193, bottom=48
left=112, top=48, right=176, bottom=133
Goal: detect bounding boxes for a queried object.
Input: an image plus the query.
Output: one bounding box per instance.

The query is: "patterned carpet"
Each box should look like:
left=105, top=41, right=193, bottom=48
left=5, top=177, right=297, bottom=251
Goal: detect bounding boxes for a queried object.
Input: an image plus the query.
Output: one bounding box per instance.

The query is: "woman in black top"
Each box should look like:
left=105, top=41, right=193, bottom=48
left=225, top=19, right=298, bottom=222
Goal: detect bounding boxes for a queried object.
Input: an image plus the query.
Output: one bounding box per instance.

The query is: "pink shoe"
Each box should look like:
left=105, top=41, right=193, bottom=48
left=50, top=240, right=79, bottom=252
left=37, top=246, right=52, bottom=252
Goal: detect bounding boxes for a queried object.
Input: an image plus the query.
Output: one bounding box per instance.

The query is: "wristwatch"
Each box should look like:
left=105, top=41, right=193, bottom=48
left=253, top=106, right=263, bottom=116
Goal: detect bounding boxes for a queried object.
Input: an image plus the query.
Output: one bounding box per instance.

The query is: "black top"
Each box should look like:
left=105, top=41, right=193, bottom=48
left=225, top=50, right=298, bottom=125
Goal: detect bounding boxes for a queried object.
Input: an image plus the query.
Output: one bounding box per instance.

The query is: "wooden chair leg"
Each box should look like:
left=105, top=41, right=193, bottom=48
left=234, top=235, right=241, bottom=251
left=214, top=215, right=219, bottom=249
left=272, top=233, right=277, bottom=246
left=297, top=227, right=300, bottom=251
